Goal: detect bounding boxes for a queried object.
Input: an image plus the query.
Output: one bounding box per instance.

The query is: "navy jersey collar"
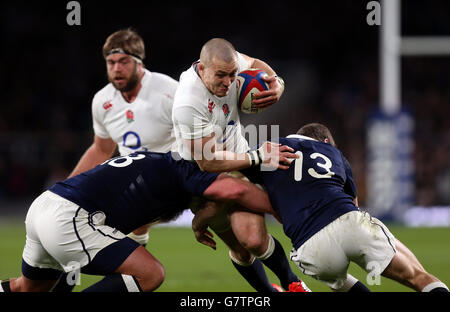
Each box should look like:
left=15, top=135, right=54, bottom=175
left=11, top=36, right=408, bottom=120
left=286, top=134, right=318, bottom=142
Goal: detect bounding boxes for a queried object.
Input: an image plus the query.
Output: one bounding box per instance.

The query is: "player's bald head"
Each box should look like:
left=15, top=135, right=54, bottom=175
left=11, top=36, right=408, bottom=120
left=200, top=38, right=238, bottom=67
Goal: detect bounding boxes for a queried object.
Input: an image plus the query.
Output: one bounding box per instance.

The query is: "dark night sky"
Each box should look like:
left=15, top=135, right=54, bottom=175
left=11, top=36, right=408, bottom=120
left=0, top=1, right=448, bottom=206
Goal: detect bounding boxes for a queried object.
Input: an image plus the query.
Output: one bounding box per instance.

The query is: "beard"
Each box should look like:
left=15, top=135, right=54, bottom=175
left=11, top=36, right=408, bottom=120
left=109, top=64, right=140, bottom=92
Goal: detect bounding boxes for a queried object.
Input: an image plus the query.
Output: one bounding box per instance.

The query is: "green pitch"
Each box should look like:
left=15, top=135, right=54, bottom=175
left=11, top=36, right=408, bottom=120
left=0, top=218, right=449, bottom=292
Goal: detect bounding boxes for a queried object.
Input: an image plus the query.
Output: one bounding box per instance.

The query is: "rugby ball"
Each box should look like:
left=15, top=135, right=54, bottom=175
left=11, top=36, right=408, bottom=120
left=236, top=69, right=269, bottom=114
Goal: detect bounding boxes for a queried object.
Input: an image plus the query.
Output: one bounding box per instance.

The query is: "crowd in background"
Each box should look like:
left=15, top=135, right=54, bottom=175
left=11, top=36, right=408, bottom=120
left=0, top=1, right=448, bottom=210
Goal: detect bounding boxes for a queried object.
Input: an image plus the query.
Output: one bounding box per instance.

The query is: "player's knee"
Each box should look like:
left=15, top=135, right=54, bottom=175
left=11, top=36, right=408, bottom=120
left=151, top=263, right=165, bottom=289
left=240, top=232, right=267, bottom=255
left=232, top=217, right=267, bottom=255
left=139, top=262, right=165, bottom=292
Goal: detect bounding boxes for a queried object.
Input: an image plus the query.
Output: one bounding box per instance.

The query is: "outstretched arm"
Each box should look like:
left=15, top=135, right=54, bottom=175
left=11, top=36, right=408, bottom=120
left=203, top=174, right=275, bottom=215
left=187, top=136, right=297, bottom=173
left=68, top=135, right=117, bottom=178
left=193, top=174, right=278, bottom=249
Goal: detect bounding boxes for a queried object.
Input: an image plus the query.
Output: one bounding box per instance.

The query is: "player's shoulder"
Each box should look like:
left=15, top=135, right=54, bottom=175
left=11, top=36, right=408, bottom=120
left=236, top=51, right=250, bottom=71
left=177, top=65, right=204, bottom=92
left=278, top=136, right=295, bottom=145
left=174, top=66, right=207, bottom=106
left=146, top=70, right=178, bottom=87
left=92, top=83, right=117, bottom=107
left=142, top=69, right=178, bottom=98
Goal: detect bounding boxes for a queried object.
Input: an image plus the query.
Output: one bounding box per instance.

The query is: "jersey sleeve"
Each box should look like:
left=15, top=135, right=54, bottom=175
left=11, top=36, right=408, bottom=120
left=176, top=159, right=219, bottom=195
left=157, top=74, right=179, bottom=125
left=92, top=93, right=111, bottom=139
left=159, top=83, right=178, bottom=133
left=236, top=52, right=249, bottom=71
left=172, top=104, right=214, bottom=140
left=342, top=155, right=357, bottom=198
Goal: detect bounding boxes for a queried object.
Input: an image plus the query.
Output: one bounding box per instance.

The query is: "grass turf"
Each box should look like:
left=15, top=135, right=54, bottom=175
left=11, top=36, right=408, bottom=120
left=0, top=218, right=449, bottom=292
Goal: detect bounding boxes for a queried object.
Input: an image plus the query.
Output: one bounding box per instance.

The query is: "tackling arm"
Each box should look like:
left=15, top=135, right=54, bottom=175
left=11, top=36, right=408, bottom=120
left=186, top=136, right=297, bottom=173
left=68, top=135, right=117, bottom=178
left=202, top=173, right=276, bottom=216
left=193, top=173, right=282, bottom=246
left=193, top=173, right=279, bottom=249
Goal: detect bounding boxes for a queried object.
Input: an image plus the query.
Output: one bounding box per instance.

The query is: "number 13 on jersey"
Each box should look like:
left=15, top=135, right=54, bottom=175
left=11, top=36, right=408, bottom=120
left=294, top=151, right=335, bottom=181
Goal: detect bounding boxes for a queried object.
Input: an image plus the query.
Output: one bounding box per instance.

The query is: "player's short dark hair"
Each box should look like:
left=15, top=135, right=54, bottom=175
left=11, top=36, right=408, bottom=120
left=102, top=28, right=145, bottom=61
left=297, top=123, right=336, bottom=147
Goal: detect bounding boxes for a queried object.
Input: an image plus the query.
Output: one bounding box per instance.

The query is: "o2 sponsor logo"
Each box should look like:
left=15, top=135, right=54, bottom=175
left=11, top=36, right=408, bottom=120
left=122, top=131, right=148, bottom=152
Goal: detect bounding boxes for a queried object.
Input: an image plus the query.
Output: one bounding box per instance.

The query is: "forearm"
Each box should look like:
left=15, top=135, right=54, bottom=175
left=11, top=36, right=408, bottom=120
left=229, top=180, right=274, bottom=215
left=249, top=58, right=276, bottom=76
left=204, top=176, right=275, bottom=216
left=196, top=151, right=251, bottom=172
left=68, top=144, right=113, bottom=177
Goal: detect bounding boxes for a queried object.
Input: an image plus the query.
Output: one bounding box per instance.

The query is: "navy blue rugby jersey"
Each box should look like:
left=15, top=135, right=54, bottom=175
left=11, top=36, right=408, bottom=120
left=49, top=152, right=219, bottom=234
left=243, top=135, right=358, bottom=249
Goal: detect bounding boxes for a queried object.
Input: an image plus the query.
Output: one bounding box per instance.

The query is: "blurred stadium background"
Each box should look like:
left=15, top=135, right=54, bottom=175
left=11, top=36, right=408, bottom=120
left=0, top=0, right=449, bottom=291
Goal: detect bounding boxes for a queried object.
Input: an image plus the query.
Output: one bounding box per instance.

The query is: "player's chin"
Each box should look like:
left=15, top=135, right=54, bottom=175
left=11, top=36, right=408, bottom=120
left=112, top=81, right=126, bottom=91
left=216, top=88, right=230, bottom=97
left=115, top=81, right=134, bottom=92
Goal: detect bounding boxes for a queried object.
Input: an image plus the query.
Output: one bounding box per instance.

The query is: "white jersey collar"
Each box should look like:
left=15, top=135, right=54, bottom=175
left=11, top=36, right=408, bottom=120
left=142, top=69, right=151, bottom=83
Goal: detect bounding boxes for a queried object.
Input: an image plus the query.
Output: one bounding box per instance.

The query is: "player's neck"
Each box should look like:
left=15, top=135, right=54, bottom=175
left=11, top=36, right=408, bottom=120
left=121, top=71, right=145, bottom=103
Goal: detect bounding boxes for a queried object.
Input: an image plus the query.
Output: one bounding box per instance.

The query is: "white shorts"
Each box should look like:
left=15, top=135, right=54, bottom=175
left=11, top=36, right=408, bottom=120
left=290, top=210, right=396, bottom=290
left=22, top=191, right=128, bottom=274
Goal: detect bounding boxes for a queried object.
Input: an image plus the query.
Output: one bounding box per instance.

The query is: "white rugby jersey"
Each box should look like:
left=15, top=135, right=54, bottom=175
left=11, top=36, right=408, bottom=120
left=92, top=69, right=178, bottom=155
left=172, top=52, right=250, bottom=160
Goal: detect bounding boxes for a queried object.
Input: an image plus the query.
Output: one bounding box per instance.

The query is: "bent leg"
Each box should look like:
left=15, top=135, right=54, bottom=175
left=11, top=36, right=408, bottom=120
left=230, top=210, right=301, bottom=290
left=5, top=259, right=62, bottom=292
left=191, top=200, right=277, bottom=292
left=215, top=225, right=276, bottom=292
left=332, top=274, right=370, bottom=292
left=229, top=210, right=269, bottom=256
left=215, top=227, right=253, bottom=263
left=204, top=204, right=276, bottom=292
left=382, top=238, right=448, bottom=292
left=8, top=275, right=58, bottom=292
left=82, top=245, right=165, bottom=292
left=115, top=245, right=165, bottom=292
left=195, top=200, right=255, bottom=263
left=51, top=274, right=75, bottom=292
